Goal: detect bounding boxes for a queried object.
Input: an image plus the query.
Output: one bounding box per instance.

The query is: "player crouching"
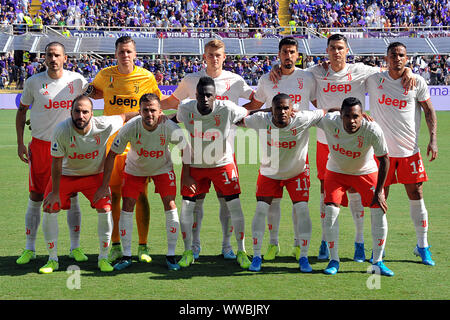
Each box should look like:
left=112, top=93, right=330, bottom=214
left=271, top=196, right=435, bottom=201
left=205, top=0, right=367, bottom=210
left=41, top=95, right=137, bottom=273
left=95, top=93, right=194, bottom=271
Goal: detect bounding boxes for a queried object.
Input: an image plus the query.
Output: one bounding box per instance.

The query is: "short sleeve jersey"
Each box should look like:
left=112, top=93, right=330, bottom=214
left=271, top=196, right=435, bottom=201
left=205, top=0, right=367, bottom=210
left=309, top=63, right=380, bottom=144
left=254, top=68, right=316, bottom=111
left=111, top=117, right=185, bottom=176
left=20, top=70, right=87, bottom=141
left=316, top=112, right=388, bottom=175
left=366, top=71, right=430, bottom=157
left=177, top=99, right=248, bottom=168
left=244, top=109, right=325, bottom=180
left=172, top=69, right=254, bottom=104
left=50, top=115, right=124, bottom=176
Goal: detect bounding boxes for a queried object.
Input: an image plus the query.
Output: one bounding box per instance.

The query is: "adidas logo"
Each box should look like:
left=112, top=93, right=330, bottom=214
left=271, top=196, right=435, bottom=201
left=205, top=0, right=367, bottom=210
left=170, top=182, right=175, bottom=186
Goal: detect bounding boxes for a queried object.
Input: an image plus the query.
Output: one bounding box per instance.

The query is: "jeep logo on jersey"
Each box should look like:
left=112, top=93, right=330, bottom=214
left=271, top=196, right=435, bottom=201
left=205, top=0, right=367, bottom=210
left=278, top=92, right=302, bottom=103
left=378, top=94, right=407, bottom=109
left=109, top=95, right=138, bottom=108
left=267, top=139, right=297, bottom=149
left=332, top=144, right=361, bottom=159
left=44, top=99, right=73, bottom=109
left=68, top=150, right=100, bottom=160
left=136, top=148, right=164, bottom=158
left=323, top=83, right=352, bottom=94
left=215, top=95, right=229, bottom=100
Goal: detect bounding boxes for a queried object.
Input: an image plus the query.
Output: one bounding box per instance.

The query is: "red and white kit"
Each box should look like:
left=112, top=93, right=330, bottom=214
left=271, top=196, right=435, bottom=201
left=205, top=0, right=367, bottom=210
left=366, top=71, right=430, bottom=186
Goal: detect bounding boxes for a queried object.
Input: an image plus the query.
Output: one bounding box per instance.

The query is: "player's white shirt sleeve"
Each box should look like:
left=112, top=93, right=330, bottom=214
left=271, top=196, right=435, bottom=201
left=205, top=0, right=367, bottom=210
left=172, top=73, right=198, bottom=101
left=110, top=116, right=139, bottom=155
left=226, top=100, right=249, bottom=123
left=20, top=70, right=88, bottom=141
left=316, top=112, right=388, bottom=175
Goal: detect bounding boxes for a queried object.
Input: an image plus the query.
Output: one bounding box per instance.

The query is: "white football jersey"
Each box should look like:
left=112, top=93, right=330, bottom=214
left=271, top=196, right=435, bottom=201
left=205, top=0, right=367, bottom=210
left=316, top=112, right=388, bottom=175
left=177, top=99, right=248, bottom=168
left=51, top=115, right=124, bottom=176
left=111, top=116, right=185, bottom=177
left=20, top=70, right=88, bottom=141
left=309, top=63, right=379, bottom=144
left=254, top=68, right=316, bottom=111
left=244, top=109, right=324, bottom=180
left=172, top=69, right=254, bottom=104
left=366, top=71, right=430, bottom=158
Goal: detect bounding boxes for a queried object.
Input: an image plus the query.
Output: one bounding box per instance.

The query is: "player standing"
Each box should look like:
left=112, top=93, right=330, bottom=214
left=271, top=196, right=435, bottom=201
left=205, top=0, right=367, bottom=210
left=271, top=34, right=414, bottom=262
left=89, top=36, right=162, bottom=264
left=94, top=93, right=194, bottom=271
left=15, top=42, right=88, bottom=265
left=243, top=37, right=317, bottom=262
left=317, top=97, right=393, bottom=276
left=161, top=40, right=256, bottom=260
left=40, top=95, right=135, bottom=273
left=366, top=42, right=438, bottom=266
left=240, top=93, right=326, bottom=272
left=171, top=76, right=252, bottom=269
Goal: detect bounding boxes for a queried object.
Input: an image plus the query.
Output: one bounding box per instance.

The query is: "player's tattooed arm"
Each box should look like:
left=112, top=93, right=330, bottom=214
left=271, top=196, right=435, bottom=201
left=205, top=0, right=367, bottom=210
left=420, top=99, right=438, bottom=161
left=16, top=103, right=30, bottom=163
left=83, top=84, right=103, bottom=99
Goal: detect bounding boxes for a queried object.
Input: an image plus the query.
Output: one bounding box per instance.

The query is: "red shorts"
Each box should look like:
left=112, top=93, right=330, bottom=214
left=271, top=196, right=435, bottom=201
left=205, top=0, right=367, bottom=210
left=181, top=163, right=241, bottom=197
left=122, top=171, right=176, bottom=200
left=256, top=168, right=310, bottom=202
left=44, top=173, right=112, bottom=212
left=383, top=152, right=428, bottom=186
left=316, top=141, right=329, bottom=180
left=28, top=138, right=52, bottom=194
left=324, top=170, right=380, bottom=208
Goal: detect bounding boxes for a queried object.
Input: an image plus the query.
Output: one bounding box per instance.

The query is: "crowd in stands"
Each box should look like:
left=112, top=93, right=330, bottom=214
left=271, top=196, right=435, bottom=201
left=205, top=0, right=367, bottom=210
left=1, top=0, right=280, bottom=30
left=2, top=52, right=450, bottom=90
left=289, top=0, right=450, bottom=30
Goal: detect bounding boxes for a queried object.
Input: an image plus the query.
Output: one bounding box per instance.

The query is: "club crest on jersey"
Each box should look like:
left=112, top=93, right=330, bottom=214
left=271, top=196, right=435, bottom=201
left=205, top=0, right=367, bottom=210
left=297, top=78, right=303, bottom=89
left=93, top=134, right=101, bottom=145
left=333, top=128, right=340, bottom=139
left=347, top=72, right=352, bottom=81
left=225, top=80, right=231, bottom=91
left=403, top=87, right=409, bottom=96
left=214, top=115, right=221, bottom=127
left=357, top=136, right=364, bottom=148
left=291, top=128, right=297, bottom=136
left=134, top=82, right=139, bottom=94
left=160, top=134, right=166, bottom=146
left=68, top=81, right=74, bottom=94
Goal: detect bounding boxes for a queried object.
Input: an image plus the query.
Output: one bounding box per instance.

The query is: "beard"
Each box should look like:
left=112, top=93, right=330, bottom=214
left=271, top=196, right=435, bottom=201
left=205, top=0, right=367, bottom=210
left=72, top=115, right=92, bottom=130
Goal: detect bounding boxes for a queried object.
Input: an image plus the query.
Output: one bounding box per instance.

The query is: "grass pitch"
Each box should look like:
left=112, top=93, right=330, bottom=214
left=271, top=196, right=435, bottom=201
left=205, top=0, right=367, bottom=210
left=0, top=109, right=448, bottom=302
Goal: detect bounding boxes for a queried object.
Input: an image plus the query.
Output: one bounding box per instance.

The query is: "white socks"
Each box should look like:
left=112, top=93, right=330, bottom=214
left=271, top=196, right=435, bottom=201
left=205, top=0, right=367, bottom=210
left=225, top=198, right=246, bottom=252
left=370, top=207, right=388, bottom=263
left=410, top=199, right=429, bottom=248
left=119, top=210, right=134, bottom=257
left=67, top=195, right=82, bottom=251
left=42, top=211, right=59, bottom=261
left=24, top=199, right=42, bottom=251
left=319, top=193, right=327, bottom=242
left=192, top=198, right=204, bottom=249
left=324, top=205, right=340, bottom=262
left=98, top=211, right=113, bottom=260
left=252, top=201, right=270, bottom=257
left=180, top=199, right=196, bottom=251
left=218, top=197, right=233, bottom=252
left=165, top=209, right=180, bottom=256
left=293, top=202, right=311, bottom=258
left=267, top=198, right=281, bottom=246
left=348, top=192, right=365, bottom=244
